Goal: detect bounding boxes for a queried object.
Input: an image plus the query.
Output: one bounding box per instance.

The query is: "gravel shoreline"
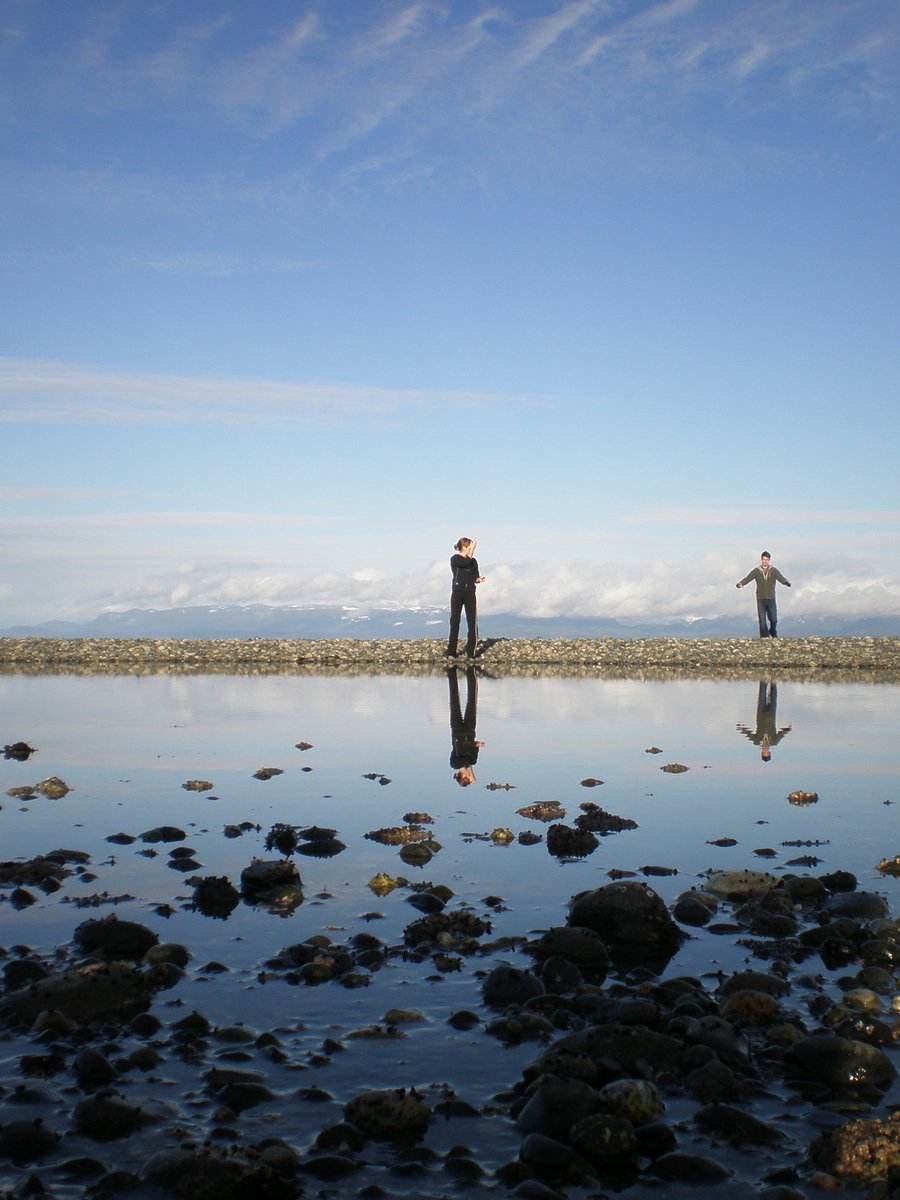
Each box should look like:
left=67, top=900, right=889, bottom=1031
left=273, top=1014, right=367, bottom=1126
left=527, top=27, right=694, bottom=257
left=1, top=634, right=900, bottom=680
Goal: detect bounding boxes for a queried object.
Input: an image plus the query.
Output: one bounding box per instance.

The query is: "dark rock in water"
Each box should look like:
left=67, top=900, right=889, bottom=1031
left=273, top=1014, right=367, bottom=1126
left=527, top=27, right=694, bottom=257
left=672, top=890, right=717, bottom=926
left=718, top=969, right=791, bottom=999
left=516, top=1078, right=600, bottom=1140
left=240, top=858, right=301, bottom=898
left=570, top=1110, right=638, bottom=1161
left=0, top=855, right=69, bottom=890
left=646, top=1150, right=732, bottom=1183
left=532, top=1023, right=683, bottom=1077
left=575, top=803, right=638, bottom=835
left=0, top=1116, right=60, bottom=1162
left=344, top=1087, right=431, bottom=1141
left=694, top=1102, right=784, bottom=1146
left=482, top=964, right=545, bottom=1008
left=36, top=775, right=70, bottom=798
left=567, top=880, right=684, bottom=971
left=518, top=1131, right=597, bottom=1180
left=74, top=1092, right=155, bottom=1140
left=3, top=957, right=48, bottom=989
left=406, top=890, right=445, bottom=914
left=785, top=1033, right=896, bottom=1091
left=143, top=1147, right=291, bottom=1198
left=192, top=875, right=240, bottom=918
left=687, top=1058, right=741, bottom=1103
left=809, top=1110, right=900, bottom=1187
left=139, top=825, right=185, bottom=843
left=526, top=925, right=610, bottom=981
left=0, top=961, right=170, bottom=1026
left=75, top=1047, right=118, bottom=1090
left=3, top=741, right=36, bottom=760
left=546, top=823, right=599, bottom=859
left=74, top=916, right=159, bottom=958
left=823, top=890, right=890, bottom=920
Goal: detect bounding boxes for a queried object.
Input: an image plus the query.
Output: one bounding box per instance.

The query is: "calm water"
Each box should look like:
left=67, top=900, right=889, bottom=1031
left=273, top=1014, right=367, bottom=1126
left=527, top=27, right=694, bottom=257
left=2, top=671, right=900, bottom=1193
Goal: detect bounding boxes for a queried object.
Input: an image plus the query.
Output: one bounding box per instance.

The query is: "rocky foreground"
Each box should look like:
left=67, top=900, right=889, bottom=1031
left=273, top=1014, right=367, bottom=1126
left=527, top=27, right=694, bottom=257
left=1, top=635, right=900, bottom=680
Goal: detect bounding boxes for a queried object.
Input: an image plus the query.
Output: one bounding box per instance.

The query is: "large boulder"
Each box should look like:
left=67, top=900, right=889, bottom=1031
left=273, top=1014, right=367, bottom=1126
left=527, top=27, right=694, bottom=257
left=567, top=881, right=684, bottom=971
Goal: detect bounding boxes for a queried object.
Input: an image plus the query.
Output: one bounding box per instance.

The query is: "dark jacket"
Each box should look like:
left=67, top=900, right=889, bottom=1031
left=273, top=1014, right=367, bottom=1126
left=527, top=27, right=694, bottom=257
left=450, top=553, right=480, bottom=590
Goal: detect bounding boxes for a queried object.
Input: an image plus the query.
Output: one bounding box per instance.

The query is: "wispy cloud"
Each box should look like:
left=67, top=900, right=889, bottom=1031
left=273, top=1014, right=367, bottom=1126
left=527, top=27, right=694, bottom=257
left=630, top=507, right=900, bottom=528
left=0, top=485, right=140, bottom=501
left=6, top=1, right=898, bottom=204
left=0, top=357, right=514, bottom=426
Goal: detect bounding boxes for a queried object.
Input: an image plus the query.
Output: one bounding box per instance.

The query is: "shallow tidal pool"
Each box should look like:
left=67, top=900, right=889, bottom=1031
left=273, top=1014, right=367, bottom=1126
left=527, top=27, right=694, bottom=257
left=2, top=669, right=900, bottom=1197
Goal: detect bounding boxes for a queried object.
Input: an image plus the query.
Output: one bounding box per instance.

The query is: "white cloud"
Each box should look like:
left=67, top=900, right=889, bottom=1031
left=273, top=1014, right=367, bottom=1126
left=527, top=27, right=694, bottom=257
left=0, top=357, right=509, bottom=426
left=2, top=533, right=898, bottom=627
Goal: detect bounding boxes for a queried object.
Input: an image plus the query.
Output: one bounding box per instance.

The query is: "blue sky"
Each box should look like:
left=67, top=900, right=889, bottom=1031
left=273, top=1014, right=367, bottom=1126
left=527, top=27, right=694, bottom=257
left=1, top=0, right=899, bottom=627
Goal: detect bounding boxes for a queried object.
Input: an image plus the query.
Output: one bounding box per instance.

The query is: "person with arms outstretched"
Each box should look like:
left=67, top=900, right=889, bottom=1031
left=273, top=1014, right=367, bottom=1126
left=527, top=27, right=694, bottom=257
left=736, top=550, right=791, bottom=638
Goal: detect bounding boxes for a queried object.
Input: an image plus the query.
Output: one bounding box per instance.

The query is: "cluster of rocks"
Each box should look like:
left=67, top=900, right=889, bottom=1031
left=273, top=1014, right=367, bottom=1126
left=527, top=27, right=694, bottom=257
left=1, top=635, right=899, bottom=680
left=4, top=855, right=900, bottom=1196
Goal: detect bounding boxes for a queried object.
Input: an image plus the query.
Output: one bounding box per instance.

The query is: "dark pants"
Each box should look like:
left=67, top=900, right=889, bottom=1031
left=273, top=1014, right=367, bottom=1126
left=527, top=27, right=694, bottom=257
left=448, top=587, right=477, bottom=656
left=449, top=667, right=478, bottom=766
left=757, top=598, right=778, bottom=637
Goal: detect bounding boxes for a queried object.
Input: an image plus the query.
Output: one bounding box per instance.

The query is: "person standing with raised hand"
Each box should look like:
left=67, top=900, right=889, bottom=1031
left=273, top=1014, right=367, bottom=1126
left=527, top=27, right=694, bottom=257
left=447, top=537, right=485, bottom=659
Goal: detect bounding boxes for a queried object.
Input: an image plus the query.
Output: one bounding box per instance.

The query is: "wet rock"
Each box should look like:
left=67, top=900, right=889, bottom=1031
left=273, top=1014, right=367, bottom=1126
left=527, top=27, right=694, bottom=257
left=823, top=890, right=890, bottom=921
left=646, top=1150, right=732, bottom=1183
left=567, top=880, right=684, bottom=969
left=0, top=855, right=69, bottom=890
left=532, top=1022, right=683, bottom=1077
left=672, top=889, right=718, bottom=926
left=785, top=1033, right=896, bottom=1091
left=528, top=923, right=610, bottom=971
left=403, top=910, right=491, bottom=953
left=0, top=1116, right=60, bottom=1163
left=719, top=969, right=791, bottom=999
left=400, top=842, right=434, bottom=866
left=570, top=1111, right=637, bottom=1161
left=74, top=1091, right=156, bottom=1140
left=139, top=825, right=185, bottom=843
left=810, top=1111, right=900, bottom=1186
left=694, top=1102, right=784, bottom=1145
left=575, top=803, right=638, bottom=835
left=344, top=1087, right=431, bottom=1141
left=546, top=824, right=599, bottom=858
left=143, top=1147, right=291, bottom=1198
left=365, top=826, right=432, bottom=846
left=3, top=741, right=36, bottom=760
left=0, top=961, right=170, bottom=1026
left=704, top=868, right=779, bottom=898
left=597, top=1079, right=663, bottom=1124
left=192, top=874, right=240, bottom=917
left=36, top=776, right=70, bottom=798
left=518, top=1131, right=596, bottom=1179
left=482, top=965, right=545, bottom=1008
left=182, top=779, right=214, bottom=791
left=240, top=858, right=302, bottom=910
left=74, top=916, right=159, bottom=959
left=518, top=801, right=566, bottom=821
left=787, top=790, right=818, bottom=805
left=75, top=1047, right=118, bottom=1090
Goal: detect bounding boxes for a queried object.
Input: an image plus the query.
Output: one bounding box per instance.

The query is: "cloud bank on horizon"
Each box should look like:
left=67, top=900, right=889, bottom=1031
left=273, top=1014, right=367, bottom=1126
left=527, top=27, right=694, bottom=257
left=2, top=1, right=899, bottom=629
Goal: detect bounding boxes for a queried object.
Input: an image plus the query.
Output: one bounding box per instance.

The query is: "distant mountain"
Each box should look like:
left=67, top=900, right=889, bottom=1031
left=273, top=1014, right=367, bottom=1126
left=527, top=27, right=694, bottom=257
left=2, top=604, right=900, bottom=640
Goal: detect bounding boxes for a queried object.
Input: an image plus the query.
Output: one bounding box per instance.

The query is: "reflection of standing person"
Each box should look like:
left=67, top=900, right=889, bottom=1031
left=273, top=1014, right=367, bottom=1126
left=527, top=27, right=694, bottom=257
left=447, top=537, right=485, bottom=659
left=737, top=681, right=792, bottom=762
left=448, top=666, right=484, bottom=786
left=736, top=551, right=791, bottom=638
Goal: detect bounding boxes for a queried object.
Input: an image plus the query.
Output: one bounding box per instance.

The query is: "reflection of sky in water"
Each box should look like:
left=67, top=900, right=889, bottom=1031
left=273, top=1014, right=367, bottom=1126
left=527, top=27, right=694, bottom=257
left=2, top=673, right=900, bottom=995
